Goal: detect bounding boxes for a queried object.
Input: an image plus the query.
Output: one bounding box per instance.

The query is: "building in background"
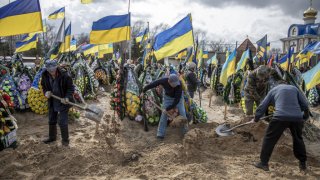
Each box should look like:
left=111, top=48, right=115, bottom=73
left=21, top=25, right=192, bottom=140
left=280, top=1, right=320, bottom=54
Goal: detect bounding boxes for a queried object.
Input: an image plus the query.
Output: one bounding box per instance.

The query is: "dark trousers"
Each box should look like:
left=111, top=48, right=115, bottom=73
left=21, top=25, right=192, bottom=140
left=49, top=108, right=69, bottom=128
left=260, top=120, right=307, bottom=165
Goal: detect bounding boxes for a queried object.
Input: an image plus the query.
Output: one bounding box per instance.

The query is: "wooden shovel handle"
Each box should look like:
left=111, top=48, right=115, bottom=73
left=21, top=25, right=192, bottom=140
left=50, top=94, right=87, bottom=110
left=148, top=99, right=175, bottom=119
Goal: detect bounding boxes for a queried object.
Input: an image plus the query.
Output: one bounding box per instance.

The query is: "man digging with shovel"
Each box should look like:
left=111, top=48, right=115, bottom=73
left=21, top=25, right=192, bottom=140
left=140, top=74, right=188, bottom=140
left=250, top=81, right=309, bottom=172
left=41, top=60, right=75, bottom=146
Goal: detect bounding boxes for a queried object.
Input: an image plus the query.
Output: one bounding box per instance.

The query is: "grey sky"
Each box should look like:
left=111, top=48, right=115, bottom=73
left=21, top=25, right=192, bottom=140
left=1, top=0, right=319, bottom=49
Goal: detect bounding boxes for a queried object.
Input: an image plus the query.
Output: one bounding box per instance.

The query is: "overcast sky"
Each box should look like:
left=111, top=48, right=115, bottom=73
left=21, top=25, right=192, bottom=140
left=1, top=0, right=319, bottom=49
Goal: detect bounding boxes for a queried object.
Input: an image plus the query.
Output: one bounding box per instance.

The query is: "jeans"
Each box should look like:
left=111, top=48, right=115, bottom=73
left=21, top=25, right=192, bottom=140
left=260, top=120, right=306, bottom=165
left=158, top=94, right=187, bottom=137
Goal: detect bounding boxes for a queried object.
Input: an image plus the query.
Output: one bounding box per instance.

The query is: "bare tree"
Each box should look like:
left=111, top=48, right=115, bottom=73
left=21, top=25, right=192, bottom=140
left=149, top=23, right=169, bottom=40
left=131, top=20, right=146, bottom=38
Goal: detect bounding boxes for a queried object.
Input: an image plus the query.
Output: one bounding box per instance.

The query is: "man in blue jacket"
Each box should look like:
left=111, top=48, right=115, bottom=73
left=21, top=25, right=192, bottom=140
left=251, top=82, right=309, bottom=171
left=141, top=74, right=187, bottom=139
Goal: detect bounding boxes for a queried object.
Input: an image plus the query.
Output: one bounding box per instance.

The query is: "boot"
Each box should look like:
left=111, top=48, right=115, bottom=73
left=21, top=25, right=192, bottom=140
left=60, top=126, right=69, bottom=146
left=43, top=125, right=57, bottom=144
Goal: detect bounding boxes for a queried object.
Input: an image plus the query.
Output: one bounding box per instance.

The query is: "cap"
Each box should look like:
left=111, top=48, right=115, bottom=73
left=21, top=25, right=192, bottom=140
left=256, top=65, right=270, bottom=79
left=168, top=74, right=180, bottom=87
left=187, top=62, right=196, bottom=70
left=45, top=60, right=58, bottom=72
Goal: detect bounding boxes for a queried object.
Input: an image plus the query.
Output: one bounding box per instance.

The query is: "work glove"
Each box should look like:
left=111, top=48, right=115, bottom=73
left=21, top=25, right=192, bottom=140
left=45, top=91, right=52, bottom=98
left=61, top=98, right=69, bottom=105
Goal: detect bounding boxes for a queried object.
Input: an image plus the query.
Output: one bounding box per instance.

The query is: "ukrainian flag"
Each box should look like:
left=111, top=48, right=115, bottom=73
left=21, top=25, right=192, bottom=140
left=207, top=53, right=217, bottom=65
left=153, top=14, right=194, bottom=61
left=295, top=42, right=317, bottom=67
left=0, top=0, right=43, bottom=37
left=81, top=0, right=93, bottom=4
left=59, top=23, right=71, bottom=53
left=48, top=7, right=65, bottom=20
left=69, top=38, right=77, bottom=51
left=136, top=28, right=148, bottom=43
left=82, top=44, right=98, bottom=56
left=15, top=34, right=38, bottom=53
left=220, top=49, right=236, bottom=86
left=202, top=51, right=209, bottom=59
left=279, top=47, right=294, bottom=71
left=236, top=49, right=250, bottom=71
left=90, top=13, right=130, bottom=44
left=302, top=62, right=320, bottom=90
left=98, top=44, right=113, bottom=58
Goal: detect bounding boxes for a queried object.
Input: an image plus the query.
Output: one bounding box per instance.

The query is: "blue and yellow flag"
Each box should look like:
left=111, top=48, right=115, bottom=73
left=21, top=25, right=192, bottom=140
left=81, top=0, right=93, bottom=4
left=98, top=44, right=113, bottom=58
left=153, top=14, right=194, bottom=61
left=207, top=53, right=217, bottom=65
left=302, top=62, right=320, bottom=90
left=279, top=47, right=294, bottom=71
left=59, top=23, right=71, bottom=53
left=15, top=34, right=38, bottom=53
left=256, top=35, right=267, bottom=62
left=82, top=44, right=97, bottom=56
left=295, top=41, right=319, bottom=67
left=236, top=49, right=250, bottom=71
left=202, top=51, right=208, bottom=59
left=48, top=7, right=65, bottom=20
left=69, top=38, right=77, bottom=51
left=220, top=49, right=236, bottom=86
left=175, top=49, right=187, bottom=60
left=136, top=28, right=149, bottom=43
left=90, top=14, right=130, bottom=44
left=0, top=0, right=43, bottom=37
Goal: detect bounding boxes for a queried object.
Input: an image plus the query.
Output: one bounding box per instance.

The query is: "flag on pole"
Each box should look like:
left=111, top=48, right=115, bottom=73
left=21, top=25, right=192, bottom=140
left=15, top=34, right=38, bottom=53
left=207, top=53, right=217, bottom=65
left=220, top=49, right=236, bottom=86
left=256, top=35, right=267, bottom=62
left=136, top=28, right=149, bottom=43
left=59, top=22, right=71, bottom=53
left=153, top=14, right=194, bottom=61
left=236, top=48, right=250, bottom=71
left=202, top=51, right=208, bottom=59
left=98, top=44, right=113, bottom=58
left=69, top=38, right=77, bottom=51
left=302, top=62, right=320, bottom=91
left=48, top=7, right=65, bottom=19
left=0, top=0, right=43, bottom=37
left=90, top=14, right=131, bottom=44
left=279, top=47, right=294, bottom=71
left=48, top=19, right=65, bottom=59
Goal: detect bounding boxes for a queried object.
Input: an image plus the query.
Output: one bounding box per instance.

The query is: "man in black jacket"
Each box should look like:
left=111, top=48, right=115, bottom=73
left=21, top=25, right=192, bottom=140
left=41, top=60, right=74, bottom=146
left=185, top=62, right=198, bottom=98
left=251, top=83, right=309, bottom=171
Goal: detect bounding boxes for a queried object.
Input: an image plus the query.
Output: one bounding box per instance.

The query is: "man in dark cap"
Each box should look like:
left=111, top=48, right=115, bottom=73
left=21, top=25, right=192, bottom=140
left=41, top=60, right=74, bottom=146
left=141, top=74, right=187, bottom=139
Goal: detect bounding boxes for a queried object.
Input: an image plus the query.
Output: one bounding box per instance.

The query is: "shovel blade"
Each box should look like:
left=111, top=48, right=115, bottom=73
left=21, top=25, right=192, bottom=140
left=215, top=124, right=234, bottom=137
left=85, top=105, right=104, bottom=123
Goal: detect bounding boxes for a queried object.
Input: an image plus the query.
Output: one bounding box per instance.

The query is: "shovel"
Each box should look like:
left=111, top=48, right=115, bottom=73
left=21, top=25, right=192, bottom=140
left=148, top=99, right=188, bottom=127
left=215, top=115, right=272, bottom=137
left=50, top=94, right=104, bottom=123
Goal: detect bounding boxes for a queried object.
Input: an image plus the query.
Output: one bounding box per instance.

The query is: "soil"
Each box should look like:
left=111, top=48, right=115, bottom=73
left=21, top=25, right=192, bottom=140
left=1, top=90, right=320, bottom=179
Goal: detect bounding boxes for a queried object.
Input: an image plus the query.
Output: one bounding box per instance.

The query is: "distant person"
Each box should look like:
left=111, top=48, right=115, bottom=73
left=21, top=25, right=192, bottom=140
left=244, top=65, right=270, bottom=116
left=185, top=62, right=198, bottom=98
left=41, top=60, right=75, bottom=146
left=252, top=82, right=309, bottom=171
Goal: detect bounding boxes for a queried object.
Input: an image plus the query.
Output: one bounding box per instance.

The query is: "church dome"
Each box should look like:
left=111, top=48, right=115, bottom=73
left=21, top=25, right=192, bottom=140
left=304, top=7, right=318, bottom=18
